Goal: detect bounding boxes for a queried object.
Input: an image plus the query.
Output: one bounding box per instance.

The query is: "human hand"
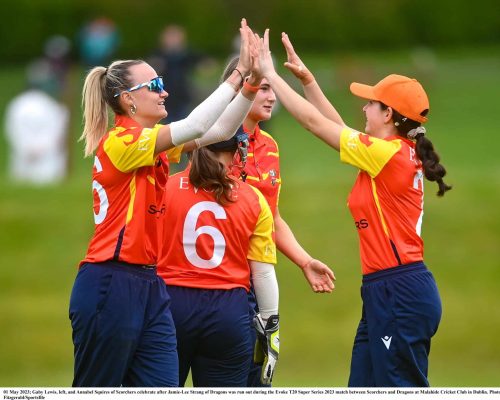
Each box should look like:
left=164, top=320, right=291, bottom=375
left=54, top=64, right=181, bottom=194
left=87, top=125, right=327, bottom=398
left=253, top=313, right=279, bottom=385
left=302, top=259, right=335, bottom=293
left=281, top=32, right=314, bottom=85
left=252, top=29, right=276, bottom=79
left=247, top=25, right=264, bottom=82
left=236, top=18, right=252, bottom=76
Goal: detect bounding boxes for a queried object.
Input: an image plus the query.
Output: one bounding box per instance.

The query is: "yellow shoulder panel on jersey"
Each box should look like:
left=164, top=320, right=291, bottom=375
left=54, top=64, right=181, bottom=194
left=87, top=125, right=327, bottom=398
left=247, top=185, right=277, bottom=264
left=340, top=127, right=401, bottom=177
left=104, top=125, right=160, bottom=173
left=260, top=129, right=279, bottom=153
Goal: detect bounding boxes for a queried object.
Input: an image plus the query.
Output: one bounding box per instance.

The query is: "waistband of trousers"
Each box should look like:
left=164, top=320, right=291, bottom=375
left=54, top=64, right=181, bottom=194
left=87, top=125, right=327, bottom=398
left=362, top=261, right=427, bottom=284
left=84, top=260, right=157, bottom=277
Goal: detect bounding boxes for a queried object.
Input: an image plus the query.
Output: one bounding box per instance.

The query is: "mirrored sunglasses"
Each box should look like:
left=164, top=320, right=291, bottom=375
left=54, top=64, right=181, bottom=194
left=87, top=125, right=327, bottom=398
left=113, top=76, right=164, bottom=98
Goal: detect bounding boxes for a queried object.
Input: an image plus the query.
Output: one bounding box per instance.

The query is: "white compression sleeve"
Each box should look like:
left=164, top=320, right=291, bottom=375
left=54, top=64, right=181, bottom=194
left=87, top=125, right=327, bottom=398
left=195, top=91, right=253, bottom=148
left=250, top=261, right=279, bottom=321
left=169, top=82, right=235, bottom=146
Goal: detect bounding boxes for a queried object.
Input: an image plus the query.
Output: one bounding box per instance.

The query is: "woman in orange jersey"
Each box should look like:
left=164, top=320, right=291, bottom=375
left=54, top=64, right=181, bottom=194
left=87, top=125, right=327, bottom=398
left=253, top=30, right=450, bottom=387
left=157, top=132, right=280, bottom=387
left=68, top=20, right=262, bottom=387
left=218, top=57, right=336, bottom=387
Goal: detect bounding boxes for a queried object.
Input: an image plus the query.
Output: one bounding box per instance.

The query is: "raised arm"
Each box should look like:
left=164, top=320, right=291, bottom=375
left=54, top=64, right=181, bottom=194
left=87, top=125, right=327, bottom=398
left=281, top=32, right=344, bottom=126
left=154, top=18, right=252, bottom=156
left=254, top=29, right=344, bottom=151
left=191, top=26, right=264, bottom=149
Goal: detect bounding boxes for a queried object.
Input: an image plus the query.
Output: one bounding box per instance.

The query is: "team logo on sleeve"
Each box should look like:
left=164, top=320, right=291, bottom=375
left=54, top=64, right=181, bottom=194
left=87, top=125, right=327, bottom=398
left=269, top=169, right=277, bottom=186
left=347, top=130, right=359, bottom=149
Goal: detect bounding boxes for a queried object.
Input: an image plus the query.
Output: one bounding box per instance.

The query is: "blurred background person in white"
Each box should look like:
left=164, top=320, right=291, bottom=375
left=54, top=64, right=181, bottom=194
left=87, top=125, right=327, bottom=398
left=4, top=58, right=69, bottom=184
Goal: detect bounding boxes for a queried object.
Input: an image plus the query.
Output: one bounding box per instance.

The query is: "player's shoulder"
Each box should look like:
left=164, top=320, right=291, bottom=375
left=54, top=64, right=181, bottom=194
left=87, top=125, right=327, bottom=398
left=167, top=169, right=188, bottom=185
left=259, top=129, right=278, bottom=146
left=240, top=181, right=268, bottom=207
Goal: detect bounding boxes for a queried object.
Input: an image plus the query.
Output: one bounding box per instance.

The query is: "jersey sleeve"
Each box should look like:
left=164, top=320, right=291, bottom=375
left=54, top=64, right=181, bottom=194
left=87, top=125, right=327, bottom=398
left=103, top=125, right=160, bottom=172
left=165, top=144, right=184, bottom=164
left=247, top=186, right=277, bottom=264
left=340, top=127, right=401, bottom=177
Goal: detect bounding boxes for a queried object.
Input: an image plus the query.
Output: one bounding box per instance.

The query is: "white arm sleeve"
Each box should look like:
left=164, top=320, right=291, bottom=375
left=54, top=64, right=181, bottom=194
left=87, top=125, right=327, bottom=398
left=195, top=91, right=253, bottom=148
left=250, top=261, right=279, bottom=321
left=169, top=82, right=235, bottom=146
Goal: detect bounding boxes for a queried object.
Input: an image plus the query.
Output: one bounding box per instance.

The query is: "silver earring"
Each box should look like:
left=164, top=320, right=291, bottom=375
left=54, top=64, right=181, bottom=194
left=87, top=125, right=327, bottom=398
left=130, top=104, right=137, bottom=115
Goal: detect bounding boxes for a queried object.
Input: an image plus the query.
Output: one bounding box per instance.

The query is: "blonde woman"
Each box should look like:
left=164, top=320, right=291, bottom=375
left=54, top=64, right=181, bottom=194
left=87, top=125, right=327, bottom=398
left=69, top=20, right=259, bottom=387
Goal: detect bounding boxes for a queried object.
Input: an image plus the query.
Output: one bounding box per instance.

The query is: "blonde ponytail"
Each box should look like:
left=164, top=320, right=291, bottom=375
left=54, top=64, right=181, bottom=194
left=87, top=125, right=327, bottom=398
left=80, top=67, right=108, bottom=157
left=79, top=59, right=146, bottom=157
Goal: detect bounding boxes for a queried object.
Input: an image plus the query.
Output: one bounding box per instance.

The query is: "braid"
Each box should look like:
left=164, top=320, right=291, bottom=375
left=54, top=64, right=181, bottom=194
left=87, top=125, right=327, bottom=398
left=379, top=102, right=452, bottom=196
left=415, top=136, right=452, bottom=196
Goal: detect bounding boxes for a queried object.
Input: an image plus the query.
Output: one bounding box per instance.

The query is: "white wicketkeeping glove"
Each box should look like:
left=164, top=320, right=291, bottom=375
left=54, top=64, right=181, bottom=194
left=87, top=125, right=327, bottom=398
left=253, top=313, right=280, bottom=385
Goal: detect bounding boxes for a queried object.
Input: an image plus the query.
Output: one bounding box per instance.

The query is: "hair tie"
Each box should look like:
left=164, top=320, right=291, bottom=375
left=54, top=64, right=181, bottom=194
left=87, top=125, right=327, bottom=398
left=407, top=126, right=426, bottom=140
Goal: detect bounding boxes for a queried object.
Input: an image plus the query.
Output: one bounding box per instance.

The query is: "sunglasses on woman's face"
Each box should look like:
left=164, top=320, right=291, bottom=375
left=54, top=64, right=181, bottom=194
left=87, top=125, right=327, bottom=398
left=113, top=76, right=164, bottom=98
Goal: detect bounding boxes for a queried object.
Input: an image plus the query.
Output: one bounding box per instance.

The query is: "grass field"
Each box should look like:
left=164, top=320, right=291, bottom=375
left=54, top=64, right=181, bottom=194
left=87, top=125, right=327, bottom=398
left=0, top=46, right=499, bottom=387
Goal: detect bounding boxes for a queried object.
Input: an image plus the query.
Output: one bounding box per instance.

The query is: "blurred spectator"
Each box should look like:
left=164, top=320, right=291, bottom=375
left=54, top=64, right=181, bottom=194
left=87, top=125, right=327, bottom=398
left=149, top=24, right=215, bottom=172
left=78, top=17, right=119, bottom=67
left=149, top=24, right=214, bottom=124
left=44, top=35, right=72, bottom=99
left=4, top=59, right=70, bottom=184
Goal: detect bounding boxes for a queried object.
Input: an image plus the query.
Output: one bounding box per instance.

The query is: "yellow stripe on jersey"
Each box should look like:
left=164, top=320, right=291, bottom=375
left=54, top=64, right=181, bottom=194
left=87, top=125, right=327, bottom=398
left=104, top=125, right=160, bottom=173
left=340, top=127, right=401, bottom=178
left=165, top=144, right=184, bottom=164
left=247, top=186, right=277, bottom=264
left=370, top=178, right=390, bottom=237
left=126, top=172, right=137, bottom=224
left=244, top=175, right=260, bottom=182
left=267, top=151, right=279, bottom=157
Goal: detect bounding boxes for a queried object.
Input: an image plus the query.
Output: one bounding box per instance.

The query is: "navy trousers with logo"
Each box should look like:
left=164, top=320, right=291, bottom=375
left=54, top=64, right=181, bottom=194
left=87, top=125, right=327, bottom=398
left=69, top=261, right=178, bottom=387
left=348, top=262, right=442, bottom=387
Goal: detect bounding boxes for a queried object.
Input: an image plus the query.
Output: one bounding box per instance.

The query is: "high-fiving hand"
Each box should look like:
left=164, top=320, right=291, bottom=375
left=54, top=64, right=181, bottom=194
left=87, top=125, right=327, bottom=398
left=281, top=32, right=315, bottom=85
left=250, top=28, right=277, bottom=79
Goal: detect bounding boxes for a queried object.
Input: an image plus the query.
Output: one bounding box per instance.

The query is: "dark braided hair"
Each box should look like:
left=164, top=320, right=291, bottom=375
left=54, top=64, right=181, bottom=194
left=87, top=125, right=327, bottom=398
left=380, top=102, right=452, bottom=196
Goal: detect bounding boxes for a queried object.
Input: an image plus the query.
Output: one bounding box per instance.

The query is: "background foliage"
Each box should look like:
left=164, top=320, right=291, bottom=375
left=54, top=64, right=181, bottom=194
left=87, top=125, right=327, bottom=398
left=0, top=0, right=499, bottom=387
left=1, top=0, right=499, bottom=62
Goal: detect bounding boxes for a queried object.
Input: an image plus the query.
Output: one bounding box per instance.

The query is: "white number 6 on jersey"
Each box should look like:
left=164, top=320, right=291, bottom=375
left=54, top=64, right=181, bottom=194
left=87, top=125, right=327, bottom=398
left=183, top=201, right=227, bottom=269
left=92, top=156, right=109, bottom=225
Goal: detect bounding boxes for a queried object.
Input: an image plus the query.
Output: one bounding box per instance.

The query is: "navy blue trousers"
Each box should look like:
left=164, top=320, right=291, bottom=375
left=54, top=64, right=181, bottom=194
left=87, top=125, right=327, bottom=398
left=348, top=262, right=442, bottom=387
left=69, top=261, right=178, bottom=387
left=168, top=286, right=252, bottom=387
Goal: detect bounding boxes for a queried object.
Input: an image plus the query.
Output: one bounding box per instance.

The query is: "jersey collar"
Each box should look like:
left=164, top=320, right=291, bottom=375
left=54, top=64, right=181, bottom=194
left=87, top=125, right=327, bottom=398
left=243, top=123, right=261, bottom=140
left=114, top=114, right=142, bottom=130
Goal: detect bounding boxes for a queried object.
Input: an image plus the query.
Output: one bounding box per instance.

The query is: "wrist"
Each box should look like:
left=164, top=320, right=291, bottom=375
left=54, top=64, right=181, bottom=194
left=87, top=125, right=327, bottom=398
left=235, top=64, right=250, bottom=77
left=300, top=257, right=314, bottom=270
left=246, top=75, right=262, bottom=87
left=301, top=74, right=315, bottom=86
left=243, top=79, right=261, bottom=93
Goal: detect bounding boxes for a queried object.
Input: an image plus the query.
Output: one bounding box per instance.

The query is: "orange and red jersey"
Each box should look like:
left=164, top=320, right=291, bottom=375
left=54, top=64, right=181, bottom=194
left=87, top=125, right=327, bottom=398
left=82, top=115, right=182, bottom=266
left=232, top=124, right=281, bottom=216
left=340, top=128, right=425, bottom=275
left=157, top=168, right=276, bottom=291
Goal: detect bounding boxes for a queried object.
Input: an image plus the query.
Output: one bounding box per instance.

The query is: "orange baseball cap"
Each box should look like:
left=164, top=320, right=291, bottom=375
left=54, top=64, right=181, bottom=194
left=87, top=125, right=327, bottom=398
left=350, top=74, right=429, bottom=123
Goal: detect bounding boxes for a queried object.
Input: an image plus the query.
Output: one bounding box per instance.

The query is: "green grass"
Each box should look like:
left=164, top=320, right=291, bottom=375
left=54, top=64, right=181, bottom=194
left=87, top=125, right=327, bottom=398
left=1, top=46, right=499, bottom=386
